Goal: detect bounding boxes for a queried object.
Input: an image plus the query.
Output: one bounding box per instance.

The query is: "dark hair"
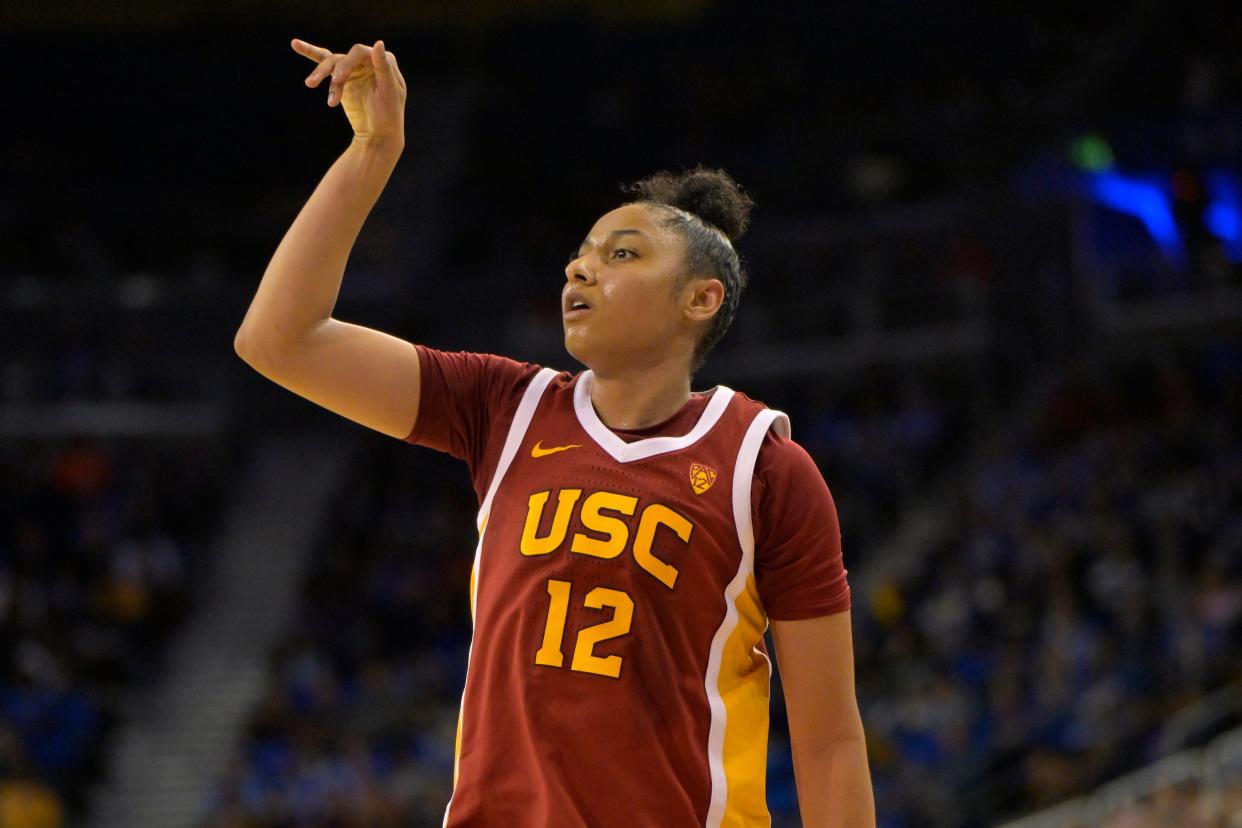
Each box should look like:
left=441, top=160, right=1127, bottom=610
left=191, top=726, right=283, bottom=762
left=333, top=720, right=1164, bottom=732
left=620, top=166, right=754, bottom=372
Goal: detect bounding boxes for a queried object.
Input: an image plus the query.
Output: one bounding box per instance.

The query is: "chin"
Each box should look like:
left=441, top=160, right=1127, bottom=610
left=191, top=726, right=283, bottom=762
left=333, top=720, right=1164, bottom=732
left=563, top=333, right=592, bottom=368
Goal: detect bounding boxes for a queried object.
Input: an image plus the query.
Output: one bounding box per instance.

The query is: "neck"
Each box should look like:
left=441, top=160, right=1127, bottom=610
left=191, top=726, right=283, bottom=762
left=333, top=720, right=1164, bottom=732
left=587, top=359, right=694, bottom=430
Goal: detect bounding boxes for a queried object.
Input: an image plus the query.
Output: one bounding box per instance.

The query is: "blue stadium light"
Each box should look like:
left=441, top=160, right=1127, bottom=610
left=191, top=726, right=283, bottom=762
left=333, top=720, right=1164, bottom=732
left=1086, top=171, right=1185, bottom=262
left=1206, top=170, right=1242, bottom=263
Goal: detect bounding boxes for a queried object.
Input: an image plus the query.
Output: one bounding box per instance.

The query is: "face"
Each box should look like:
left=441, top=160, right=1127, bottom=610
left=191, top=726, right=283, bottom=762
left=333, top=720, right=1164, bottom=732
left=562, top=203, right=721, bottom=373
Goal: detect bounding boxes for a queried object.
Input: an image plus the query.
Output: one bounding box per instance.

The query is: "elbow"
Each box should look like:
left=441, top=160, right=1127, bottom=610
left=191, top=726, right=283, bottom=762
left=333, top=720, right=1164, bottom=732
left=792, top=721, right=869, bottom=761
left=233, top=324, right=276, bottom=372
left=233, top=325, right=259, bottom=366
left=234, top=321, right=313, bottom=376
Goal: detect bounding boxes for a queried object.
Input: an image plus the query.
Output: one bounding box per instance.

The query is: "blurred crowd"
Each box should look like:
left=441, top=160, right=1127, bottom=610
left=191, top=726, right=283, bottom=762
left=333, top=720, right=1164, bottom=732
left=0, top=439, right=225, bottom=826
left=1097, top=776, right=1242, bottom=827
left=857, top=338, right=1242, bottom=827
left=202, top=446, right=475, bottom=827
left=749, top=364, right=978, bottom=567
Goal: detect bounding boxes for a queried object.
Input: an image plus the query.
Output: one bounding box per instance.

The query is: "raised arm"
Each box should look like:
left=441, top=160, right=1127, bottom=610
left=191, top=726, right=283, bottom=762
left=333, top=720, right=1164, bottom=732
left=234, top=38, right=420, bottom=439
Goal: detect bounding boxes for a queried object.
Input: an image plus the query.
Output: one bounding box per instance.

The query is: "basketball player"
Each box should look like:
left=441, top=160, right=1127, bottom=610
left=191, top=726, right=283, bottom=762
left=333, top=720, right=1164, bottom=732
left=234, top=38, right=875, bottom=827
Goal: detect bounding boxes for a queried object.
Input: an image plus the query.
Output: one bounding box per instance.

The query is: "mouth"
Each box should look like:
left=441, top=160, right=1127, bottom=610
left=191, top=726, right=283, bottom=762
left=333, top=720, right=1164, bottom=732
left=563, top=291, right=592, bottom=320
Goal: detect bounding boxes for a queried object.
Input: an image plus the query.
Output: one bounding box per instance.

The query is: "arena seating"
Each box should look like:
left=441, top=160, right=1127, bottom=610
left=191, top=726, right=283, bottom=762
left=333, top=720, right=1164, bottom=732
left=0, top=438, right=226, bottom=824
left=857, top=338, right=1242, bottom=827
left=1096, top=776, right=1242, bottom=827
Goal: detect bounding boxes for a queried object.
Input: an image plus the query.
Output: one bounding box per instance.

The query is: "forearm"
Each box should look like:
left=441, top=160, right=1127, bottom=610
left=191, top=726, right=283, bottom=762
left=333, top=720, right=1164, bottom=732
left=791, top=734, right=875, bottom=828
left=236, top=135, right=403, bottom=356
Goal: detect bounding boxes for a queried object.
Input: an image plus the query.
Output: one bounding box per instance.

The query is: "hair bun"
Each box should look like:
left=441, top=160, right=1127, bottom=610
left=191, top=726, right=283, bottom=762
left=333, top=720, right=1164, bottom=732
left=622, top=165, right=754, bottom=241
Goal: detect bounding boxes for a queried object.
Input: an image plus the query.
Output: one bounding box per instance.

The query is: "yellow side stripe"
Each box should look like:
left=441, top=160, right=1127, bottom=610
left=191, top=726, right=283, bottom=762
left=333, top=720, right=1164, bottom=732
left=717, top=574, right=771, bottom=827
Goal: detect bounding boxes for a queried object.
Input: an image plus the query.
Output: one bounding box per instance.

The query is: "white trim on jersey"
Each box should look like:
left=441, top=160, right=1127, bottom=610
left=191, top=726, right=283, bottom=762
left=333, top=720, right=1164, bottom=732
left=703, top=406, right=791, bottom=828
left=573, top=369, right=737, bottom=464
left=476, top=367, right=560, bottom=532
left=444, top=366, right=558, bottom=828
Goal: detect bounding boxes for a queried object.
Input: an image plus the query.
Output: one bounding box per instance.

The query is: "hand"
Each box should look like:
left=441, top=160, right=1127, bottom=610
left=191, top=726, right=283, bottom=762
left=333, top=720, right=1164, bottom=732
left=293, top=38, right=406, bottom=146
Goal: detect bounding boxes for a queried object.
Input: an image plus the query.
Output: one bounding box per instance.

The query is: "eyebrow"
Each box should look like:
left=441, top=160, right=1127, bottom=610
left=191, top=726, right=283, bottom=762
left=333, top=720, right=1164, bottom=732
left=576, top=228, right=647, bottom=256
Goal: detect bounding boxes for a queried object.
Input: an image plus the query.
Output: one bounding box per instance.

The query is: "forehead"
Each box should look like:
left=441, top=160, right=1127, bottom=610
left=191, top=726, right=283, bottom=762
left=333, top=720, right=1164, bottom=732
left=584, top=203, right=671, bottom=245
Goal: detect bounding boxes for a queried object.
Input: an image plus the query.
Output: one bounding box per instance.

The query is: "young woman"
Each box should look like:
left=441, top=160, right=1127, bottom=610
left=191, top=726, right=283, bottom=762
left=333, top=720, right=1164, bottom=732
left=235, top=38, right=875, bottom=828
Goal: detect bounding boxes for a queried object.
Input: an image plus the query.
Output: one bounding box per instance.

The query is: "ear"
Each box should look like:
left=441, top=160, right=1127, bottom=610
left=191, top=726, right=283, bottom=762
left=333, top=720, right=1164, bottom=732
left=682, top=277, right=724, bottom=323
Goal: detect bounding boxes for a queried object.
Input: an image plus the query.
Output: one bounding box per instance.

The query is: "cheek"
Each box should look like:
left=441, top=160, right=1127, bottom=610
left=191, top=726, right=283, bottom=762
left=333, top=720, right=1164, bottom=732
left=599, top=281, right=626, bottom=305
left=601, top=280, right=674, bottom=319
left=604, top=286, right=668, bottom=340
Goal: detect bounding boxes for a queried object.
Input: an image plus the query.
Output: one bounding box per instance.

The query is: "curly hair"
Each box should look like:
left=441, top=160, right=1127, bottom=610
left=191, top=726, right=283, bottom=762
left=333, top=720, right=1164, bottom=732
left=620, top=165, right=755, bottom=372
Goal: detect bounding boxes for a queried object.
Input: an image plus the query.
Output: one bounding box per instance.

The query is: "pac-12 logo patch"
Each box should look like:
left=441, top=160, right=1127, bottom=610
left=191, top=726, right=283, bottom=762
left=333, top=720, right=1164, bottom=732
left=689, top=462, right=717, bottom=495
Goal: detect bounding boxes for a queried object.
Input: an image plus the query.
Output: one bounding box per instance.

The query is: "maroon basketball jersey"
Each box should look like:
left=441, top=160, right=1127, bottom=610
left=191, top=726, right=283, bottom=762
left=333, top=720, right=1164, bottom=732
left=442, top=367, right=789, bottom=828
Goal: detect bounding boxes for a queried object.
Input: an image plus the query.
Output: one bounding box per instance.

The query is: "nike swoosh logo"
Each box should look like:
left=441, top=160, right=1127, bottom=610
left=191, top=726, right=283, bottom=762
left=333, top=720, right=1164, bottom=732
left=531, top=440, right=582, bottom=458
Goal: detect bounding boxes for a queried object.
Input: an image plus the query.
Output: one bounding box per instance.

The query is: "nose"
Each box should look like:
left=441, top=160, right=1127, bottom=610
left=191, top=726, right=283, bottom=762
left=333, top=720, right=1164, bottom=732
left=564, top=253, right=596, bottom=286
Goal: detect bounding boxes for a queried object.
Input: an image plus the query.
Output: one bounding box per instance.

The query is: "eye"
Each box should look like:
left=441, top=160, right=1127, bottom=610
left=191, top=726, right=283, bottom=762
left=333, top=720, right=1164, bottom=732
left=567, top=249, right=583, bottom=264
left=611, top=247, right=637, bottom=260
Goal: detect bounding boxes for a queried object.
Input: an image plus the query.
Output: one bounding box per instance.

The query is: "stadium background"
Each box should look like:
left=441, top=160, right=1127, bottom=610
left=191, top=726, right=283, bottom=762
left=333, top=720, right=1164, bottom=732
left=2, top=1, right=1240, bottom=825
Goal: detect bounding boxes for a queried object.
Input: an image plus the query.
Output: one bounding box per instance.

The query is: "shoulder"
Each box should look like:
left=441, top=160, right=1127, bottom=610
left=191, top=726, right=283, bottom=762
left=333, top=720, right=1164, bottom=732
left=727, top=396, right=834, bottom=514
left=723, top=390, right=809, bottom=476
left=415, top=345, right=582, bottom=400
left=754, top=427, right=825, bottom=491
left=415, top=344, right=542, bottom=384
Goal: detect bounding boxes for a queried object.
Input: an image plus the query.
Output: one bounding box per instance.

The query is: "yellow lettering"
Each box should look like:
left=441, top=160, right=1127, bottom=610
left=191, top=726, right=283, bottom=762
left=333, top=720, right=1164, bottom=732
left=570, top=491, right=638, bottom=559
left=521, top=489, right=582, bottom=556
left=632, top=504, right=692, bottom=589
left=571, top=587, right=634, bottom=678
left=535, top=579, right=572, bottom=667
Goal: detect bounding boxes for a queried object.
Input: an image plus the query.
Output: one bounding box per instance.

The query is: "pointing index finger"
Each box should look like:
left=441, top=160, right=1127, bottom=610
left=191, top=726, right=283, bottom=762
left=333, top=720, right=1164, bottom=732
left=291, top=38, right=331, bottom=64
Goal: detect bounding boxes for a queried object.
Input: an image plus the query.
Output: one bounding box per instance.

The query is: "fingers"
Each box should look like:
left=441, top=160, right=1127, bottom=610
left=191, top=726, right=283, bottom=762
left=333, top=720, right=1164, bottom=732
left=374, top=41, right=406, bottom=94
left=295, top=40, right=402, bottom=106
left=371, top=40, right=397, bottom=95
left=298, top=37, right=340, bottom=92
left=304, top=55, right=334, bottom=89
left=326, top=43, right=373, bottom=107
left=291, top=38, right=330, bottom=64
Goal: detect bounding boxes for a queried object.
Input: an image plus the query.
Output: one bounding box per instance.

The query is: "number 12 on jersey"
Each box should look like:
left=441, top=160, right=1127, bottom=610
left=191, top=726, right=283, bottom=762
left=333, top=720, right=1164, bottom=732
left=535, top=579, right=634, bottom=679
